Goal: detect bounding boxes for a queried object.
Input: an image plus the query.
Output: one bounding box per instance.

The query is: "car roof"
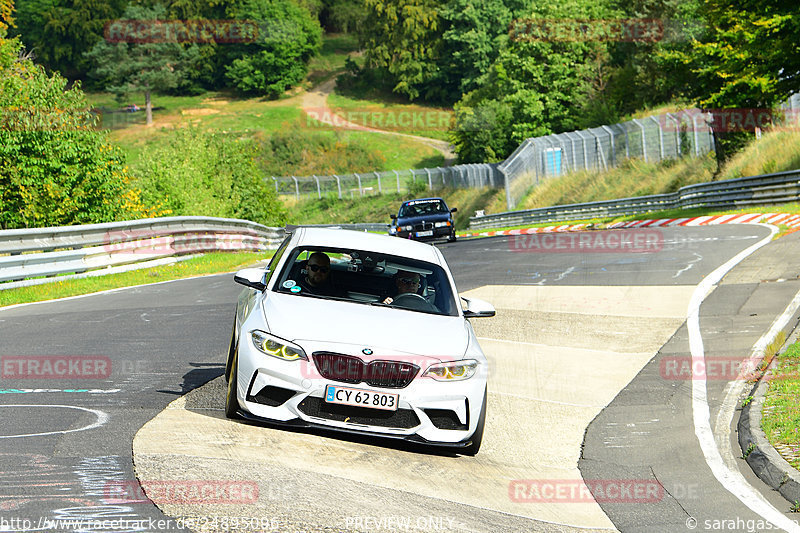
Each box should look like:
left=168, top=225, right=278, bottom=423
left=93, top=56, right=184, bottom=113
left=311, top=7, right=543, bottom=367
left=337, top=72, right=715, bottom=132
left=292, top=227, right=444, bottom=264
left=402, top=197, right=445, bottom=205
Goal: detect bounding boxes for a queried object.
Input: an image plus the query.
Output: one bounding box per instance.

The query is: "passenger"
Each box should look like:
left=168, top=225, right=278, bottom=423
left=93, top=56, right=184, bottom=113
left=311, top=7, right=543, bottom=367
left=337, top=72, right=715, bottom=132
left=382, top=270, right=421, bottom=304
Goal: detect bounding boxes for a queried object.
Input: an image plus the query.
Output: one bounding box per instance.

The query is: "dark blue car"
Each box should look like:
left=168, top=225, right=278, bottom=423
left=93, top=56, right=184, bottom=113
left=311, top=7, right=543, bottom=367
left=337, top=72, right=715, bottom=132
left=389, top=197, right=457, bottom=242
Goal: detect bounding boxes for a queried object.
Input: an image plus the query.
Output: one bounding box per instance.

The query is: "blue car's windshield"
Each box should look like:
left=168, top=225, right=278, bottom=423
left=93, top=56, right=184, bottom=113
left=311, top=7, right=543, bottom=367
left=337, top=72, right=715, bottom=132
left=398, top=199, right=448, bottom=218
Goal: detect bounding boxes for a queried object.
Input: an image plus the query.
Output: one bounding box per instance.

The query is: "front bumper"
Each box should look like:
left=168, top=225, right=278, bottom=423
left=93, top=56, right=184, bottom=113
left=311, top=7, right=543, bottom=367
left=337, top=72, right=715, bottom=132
left=234, top=341, right=484, bottom=446
left=392, top=226, right=454, bottom=241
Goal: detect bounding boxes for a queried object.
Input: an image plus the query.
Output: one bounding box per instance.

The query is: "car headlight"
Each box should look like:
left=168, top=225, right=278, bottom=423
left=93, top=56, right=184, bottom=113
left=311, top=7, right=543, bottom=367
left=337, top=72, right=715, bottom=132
left=250, top=330, right=307, bottom=361
left=399, top=225, right=413, bottom=231
left=434, top=221, right=451, bottom=228
left=423, top=359, right=478, bottom=381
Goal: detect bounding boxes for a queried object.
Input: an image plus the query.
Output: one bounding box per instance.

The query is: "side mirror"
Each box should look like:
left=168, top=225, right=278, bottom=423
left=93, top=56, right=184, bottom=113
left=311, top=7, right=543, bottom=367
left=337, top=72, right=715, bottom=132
left=390, top=214, right=397, bottom=220
left=450, top=207, right=458, bottom=213
left=461, top=296, right=495, bottom=318
left=234, top=267, right=267, bottom=291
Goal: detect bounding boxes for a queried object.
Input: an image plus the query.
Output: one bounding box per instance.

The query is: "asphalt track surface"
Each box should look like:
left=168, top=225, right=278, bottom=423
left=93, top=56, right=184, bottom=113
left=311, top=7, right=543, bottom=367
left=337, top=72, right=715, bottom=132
left=1, top=225, right=799, bottom=532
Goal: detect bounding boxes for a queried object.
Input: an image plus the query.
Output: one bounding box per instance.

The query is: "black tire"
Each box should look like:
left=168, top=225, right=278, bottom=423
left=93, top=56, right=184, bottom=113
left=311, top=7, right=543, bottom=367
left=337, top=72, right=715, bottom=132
left=462, top=387, right=487, bottom=456
left=224, top=321, right=237, bottom=383
left=448, top=232, right=457, bottom=242
left=225, top=353, right=241, bottom=419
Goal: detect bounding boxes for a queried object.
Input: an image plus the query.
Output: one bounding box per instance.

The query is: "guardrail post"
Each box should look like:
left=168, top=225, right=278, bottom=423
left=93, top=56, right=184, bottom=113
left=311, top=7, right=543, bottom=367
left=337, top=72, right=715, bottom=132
left=313, top=175, right=321, bottom=199
left=375, top=171, right=382, bottom=194
left=292, top=176, right=299, bottom=199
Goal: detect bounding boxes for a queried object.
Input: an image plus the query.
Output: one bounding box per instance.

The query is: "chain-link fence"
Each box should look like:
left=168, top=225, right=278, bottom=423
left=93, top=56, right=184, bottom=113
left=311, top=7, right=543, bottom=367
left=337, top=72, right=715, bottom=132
left=497, top=110, right=717, bottom=210
left=269, top=163, right=503, bottom=200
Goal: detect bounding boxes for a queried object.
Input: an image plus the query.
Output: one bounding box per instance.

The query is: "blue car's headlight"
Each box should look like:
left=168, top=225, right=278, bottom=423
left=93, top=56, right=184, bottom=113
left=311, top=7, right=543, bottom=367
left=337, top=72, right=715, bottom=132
left=250, top=330, right=307, bottom=361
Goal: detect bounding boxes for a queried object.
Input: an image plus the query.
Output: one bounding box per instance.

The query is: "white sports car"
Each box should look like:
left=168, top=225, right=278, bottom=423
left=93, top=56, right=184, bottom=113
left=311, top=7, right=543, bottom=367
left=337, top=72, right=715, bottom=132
left=225, top=227, right=495, bottom=455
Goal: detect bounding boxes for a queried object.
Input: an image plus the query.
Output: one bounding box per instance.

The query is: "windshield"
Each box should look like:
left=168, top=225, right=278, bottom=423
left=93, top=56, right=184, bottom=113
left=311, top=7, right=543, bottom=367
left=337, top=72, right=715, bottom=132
left=398, top=199, right=448, bottom=218
left=273, top=246, right=458, bottom=316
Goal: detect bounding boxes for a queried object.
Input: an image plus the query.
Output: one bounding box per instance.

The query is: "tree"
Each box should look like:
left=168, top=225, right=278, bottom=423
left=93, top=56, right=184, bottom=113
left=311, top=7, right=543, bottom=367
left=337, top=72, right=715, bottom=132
left=0, top=37, right=136, bottom=229
left=223, top=0, right=321, bottom=97
left=450, top=0, right=618, bottom=162
left=84, top=4, right=201, bottom=125
left=358, top=0, right=442, bottom=101
left=10, top=0, right=126, bottom=81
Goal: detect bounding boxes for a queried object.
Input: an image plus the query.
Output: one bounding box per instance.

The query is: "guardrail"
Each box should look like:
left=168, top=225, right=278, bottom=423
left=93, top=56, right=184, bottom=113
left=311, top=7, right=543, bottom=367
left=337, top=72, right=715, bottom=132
left=469, top=169, right=800, bottom=229
left=0, top=216, right=285, bottom=290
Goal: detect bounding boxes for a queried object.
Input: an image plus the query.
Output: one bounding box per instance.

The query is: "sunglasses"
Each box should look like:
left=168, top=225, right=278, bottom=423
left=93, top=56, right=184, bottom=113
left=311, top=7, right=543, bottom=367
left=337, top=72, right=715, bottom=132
left=399, top=277, right=420, bottom=284
left=308, top=264, right=329, bottom=273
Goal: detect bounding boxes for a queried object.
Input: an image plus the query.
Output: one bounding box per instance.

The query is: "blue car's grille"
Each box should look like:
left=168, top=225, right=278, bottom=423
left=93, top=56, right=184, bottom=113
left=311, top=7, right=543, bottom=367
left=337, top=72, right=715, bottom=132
left=313, top=352, right=419, bottom=389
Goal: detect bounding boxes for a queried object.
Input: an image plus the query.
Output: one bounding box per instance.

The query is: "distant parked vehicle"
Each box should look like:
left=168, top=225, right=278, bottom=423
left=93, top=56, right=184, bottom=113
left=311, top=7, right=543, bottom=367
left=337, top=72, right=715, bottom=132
left=389, top=197, right=457, bottom=243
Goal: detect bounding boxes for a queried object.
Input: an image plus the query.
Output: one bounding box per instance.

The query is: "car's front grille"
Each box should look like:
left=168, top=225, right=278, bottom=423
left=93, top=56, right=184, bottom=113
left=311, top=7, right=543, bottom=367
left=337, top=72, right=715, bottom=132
left=298, top=397, right=420, bottom=429
left=413, top=221, right=434, bottom=232
left=313, top=352, right=419, bottom=389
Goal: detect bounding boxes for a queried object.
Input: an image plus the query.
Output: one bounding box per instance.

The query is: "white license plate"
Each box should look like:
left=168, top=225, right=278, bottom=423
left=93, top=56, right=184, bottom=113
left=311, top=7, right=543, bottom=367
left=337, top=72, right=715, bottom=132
left=416, top=230, right=433, bottom=237
left=325, top=385, right=399, bottom=411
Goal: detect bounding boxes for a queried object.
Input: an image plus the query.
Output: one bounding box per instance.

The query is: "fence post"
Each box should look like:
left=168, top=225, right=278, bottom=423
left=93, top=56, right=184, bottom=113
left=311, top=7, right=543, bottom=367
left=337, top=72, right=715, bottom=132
left=632, top=119, right=647, bottom=162
left=437, top=167, right=446, bottom=186
left=576, top=131, right=590, bottom=170
left=649, top=116, right=664, bottom=161
left=394, top=170, right=400, bottom=192
left=426, top=168, right=432, bottom=190
left=601, top=126, right=616, bottom=167
left=333, top=175, right=341, bottom=199
left=292, top=176, right=299, bottom=199
left=666, top=113, right=681, bottom=157
left=271, top=177, right=278, bottom=193
left=356, top=173, right=363, bottom=196
left=313, top=175, right=321, bottom=199
left=691, top=113, right=701, bottom=157
left=375, top=171, right=382, bottom=194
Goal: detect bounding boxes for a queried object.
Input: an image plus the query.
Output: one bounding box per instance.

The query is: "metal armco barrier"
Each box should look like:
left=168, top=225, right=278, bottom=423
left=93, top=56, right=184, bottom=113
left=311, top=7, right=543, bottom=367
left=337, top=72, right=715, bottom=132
left=469, top=169, right=800, bottom=230
left=0, top=216, right=286, bottom=289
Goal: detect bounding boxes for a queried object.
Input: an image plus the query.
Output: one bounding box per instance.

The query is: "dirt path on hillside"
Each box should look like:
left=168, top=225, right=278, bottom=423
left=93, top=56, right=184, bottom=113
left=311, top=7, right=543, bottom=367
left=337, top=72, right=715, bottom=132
left=301, top=77, right=457, bottom=165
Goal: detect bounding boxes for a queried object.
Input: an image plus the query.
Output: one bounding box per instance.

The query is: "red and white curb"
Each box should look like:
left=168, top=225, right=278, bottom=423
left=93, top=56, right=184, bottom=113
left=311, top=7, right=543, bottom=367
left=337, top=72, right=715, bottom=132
left=460, top=213, right=800, bottom=238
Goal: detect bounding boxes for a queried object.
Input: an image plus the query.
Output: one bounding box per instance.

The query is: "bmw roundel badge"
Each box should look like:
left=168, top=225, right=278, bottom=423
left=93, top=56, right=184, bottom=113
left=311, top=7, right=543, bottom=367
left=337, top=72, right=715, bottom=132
left=362, top=348, right=373, bottom=356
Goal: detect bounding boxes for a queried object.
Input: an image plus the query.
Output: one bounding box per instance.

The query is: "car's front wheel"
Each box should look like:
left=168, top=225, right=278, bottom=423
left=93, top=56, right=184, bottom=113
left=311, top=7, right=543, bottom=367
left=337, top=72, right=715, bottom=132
left=225, top=354, right=241, bottom=419
left=462, top=387, right=487, bottom=456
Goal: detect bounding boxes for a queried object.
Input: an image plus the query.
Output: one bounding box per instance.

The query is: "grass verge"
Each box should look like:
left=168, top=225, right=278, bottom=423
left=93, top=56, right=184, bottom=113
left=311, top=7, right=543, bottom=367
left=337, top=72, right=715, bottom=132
left=0, top=252, right=272, bottom=308
left=762, top=340, right=800, bottom=469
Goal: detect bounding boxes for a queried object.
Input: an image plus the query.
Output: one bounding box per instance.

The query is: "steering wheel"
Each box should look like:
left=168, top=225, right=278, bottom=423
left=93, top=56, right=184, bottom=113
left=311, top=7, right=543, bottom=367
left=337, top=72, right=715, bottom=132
left=391, top=292, right=437, bottom=312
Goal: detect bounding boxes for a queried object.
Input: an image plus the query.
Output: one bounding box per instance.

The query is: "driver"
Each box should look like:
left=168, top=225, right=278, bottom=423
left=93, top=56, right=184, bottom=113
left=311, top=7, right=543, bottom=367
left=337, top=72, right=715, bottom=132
left=382, top=270, right=421, bottom=304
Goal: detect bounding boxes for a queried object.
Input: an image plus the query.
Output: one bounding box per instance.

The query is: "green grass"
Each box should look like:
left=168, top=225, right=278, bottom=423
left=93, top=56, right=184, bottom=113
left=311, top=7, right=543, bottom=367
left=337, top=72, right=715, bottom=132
left=0, top=252, right=271, bottom=308
left=307, top=33, right=359, bottom=85
left=762, top=340, right=800, bottom=469
left=328, top=88, right=454, bottom=141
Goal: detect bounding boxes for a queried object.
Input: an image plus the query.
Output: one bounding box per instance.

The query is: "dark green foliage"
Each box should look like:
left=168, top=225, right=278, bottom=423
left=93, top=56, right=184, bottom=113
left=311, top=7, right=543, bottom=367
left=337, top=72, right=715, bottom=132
left=0, top=37, right=131, bottom=229
left=131, top=127, right=288, bottom=226
left=84, top=4, right=202, bottom=124
left=223, top=0, right=321, bottom=97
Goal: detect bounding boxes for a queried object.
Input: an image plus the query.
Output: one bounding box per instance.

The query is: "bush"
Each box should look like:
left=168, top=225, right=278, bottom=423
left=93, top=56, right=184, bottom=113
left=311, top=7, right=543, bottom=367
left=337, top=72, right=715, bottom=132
left=131, top=127, right=288, bottom=226
left=224, top=0, right=322, bottom=97
left=0, top=38, right=135, bottom=229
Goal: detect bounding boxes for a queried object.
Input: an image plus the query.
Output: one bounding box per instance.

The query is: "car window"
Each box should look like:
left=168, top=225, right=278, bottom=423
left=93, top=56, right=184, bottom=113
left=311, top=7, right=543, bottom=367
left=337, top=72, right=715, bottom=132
left=264, top=233, right=291, bottom=286
left=273, top=246, right=458, bottom=316
left=399, top=200, right=447, bottom=218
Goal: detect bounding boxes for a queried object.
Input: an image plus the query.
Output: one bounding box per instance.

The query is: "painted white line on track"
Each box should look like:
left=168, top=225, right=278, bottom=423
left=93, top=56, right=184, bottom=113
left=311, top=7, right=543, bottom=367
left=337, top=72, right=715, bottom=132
left=0, top=404, right=109, bottom=439
left=688, top=223, right=800, bottom=531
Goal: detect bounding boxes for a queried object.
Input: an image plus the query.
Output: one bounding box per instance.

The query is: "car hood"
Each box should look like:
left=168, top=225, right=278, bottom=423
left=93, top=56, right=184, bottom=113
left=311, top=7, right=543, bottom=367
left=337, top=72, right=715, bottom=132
left=262, top=292, right=468, bottom=360
left=395, top=213, right=451, bottom=226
